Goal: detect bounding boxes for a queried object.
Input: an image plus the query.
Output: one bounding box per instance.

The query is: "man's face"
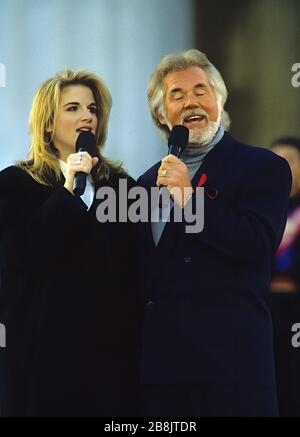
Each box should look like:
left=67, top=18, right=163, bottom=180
left=159, top=66, right=220, bottom=145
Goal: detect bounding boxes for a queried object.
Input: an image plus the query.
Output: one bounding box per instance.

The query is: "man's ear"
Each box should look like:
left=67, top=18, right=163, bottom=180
left=157, top=110, right=166, bottom=125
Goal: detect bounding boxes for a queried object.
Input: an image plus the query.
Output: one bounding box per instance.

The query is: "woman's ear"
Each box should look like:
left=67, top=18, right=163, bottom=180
left=44, top=131, right=52, bottom=144
left=46, top=119, right=54, bottom=134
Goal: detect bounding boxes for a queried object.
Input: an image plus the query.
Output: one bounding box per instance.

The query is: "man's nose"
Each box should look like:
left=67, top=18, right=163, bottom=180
left=184, top=94, right=200, bottom=109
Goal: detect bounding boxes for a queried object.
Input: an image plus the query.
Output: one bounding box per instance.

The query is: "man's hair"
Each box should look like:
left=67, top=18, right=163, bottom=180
left=17, top=69, right=123, bottom=186
left=271, top=136, right=300, bottom=154
left=147, top=49, right=231, bottom=141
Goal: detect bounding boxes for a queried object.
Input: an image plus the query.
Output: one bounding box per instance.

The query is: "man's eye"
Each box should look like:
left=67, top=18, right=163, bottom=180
left=173, top=95, right=183, bottom=101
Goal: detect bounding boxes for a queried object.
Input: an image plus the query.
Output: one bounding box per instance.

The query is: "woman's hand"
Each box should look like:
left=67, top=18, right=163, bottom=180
left=64, top=151, right=99, bottom=194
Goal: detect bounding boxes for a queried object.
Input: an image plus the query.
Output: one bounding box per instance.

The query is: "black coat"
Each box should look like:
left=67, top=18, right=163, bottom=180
left=0, top=165, right=142, bottom=417
left=138, top=132, right=292, bottom=416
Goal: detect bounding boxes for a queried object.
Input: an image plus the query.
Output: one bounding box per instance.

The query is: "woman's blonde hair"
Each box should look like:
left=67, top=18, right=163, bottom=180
left=17, top=69, right=124, bottom=186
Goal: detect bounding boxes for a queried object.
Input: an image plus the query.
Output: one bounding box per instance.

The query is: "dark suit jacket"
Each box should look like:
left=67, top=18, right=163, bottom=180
left=0, top=166, right=142, bottom=416
left=138, top=132, right=291, bottom=416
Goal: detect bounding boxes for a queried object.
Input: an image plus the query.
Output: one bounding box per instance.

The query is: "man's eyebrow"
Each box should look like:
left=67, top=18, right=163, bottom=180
left=169, top=83, right=208, bottom=94
left=169, top=87, right=183, bottom=94
left=194, top=83, right=208, bottom=89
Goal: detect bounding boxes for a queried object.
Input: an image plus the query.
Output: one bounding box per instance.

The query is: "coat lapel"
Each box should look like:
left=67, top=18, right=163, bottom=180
left=144, top=133, right=237, bottom=278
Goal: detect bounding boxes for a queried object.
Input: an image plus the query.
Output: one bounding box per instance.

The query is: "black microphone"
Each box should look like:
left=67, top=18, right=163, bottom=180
left=158, top=125, right=189, bottom=208
left=168, top=125, right=189, bottom=157
left=74, top=131, right=97, bottom=197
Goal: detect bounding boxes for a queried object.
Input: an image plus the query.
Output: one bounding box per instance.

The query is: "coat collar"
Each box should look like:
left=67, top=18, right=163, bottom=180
left=142, top=132, right=237, bottom=263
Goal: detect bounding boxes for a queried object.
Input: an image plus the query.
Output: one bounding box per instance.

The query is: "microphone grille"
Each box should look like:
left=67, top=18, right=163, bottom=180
left=75, top=131, right=97, bottom=154
left=168, top=125, right=189, bottom=147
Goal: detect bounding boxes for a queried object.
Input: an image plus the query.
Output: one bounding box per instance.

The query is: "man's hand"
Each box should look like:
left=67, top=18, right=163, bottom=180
left=156, top=154, right=193, bottom=208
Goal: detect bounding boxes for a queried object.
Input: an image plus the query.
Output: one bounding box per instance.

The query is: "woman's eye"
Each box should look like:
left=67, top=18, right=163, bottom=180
left=89, top=107, right=97, bottom=114
left=67, top=106, right=77, bottom=111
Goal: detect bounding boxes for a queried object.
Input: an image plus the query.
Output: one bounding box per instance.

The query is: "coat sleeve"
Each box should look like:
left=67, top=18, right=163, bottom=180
left=0, top=167, right=89, bottom=266
left=176, top=154, right=292, bottom=262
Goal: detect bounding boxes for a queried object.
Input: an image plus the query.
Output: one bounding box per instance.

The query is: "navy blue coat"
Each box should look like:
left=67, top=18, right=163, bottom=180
left=0, top=166, right=142, bottom=416
left=138, top=132, right=291, bottom=416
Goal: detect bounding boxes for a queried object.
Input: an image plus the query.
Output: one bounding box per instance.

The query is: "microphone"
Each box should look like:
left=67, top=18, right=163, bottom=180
left=74, top=131, right=97, bottom=196
left=168, top=125, right=189, bottom=157
left=158, top=125, right=189, bottom=208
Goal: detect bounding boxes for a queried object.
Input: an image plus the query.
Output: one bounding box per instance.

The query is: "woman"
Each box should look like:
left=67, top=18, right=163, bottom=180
left=0, top=70, right=142, bottom=416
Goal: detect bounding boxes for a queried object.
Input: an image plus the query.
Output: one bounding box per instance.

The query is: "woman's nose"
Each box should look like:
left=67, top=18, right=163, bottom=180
left=81, top=108, right=93, bottom=122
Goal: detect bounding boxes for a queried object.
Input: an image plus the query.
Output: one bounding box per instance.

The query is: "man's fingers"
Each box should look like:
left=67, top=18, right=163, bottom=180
left=156, top=175, right=175, bottom=187
left=162, top=154, right=181, bottom=165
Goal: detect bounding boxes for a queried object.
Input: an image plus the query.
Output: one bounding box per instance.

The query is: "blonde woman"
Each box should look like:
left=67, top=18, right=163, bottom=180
left=0, top=70, right=141, bottom=416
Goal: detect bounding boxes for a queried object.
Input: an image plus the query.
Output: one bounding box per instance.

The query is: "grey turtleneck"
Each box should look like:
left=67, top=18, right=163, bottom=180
left=151, top=126, right=224, bottom=246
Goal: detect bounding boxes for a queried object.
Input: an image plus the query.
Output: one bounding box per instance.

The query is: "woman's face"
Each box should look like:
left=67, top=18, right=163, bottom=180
left=52, top=84, right=98, bottom=161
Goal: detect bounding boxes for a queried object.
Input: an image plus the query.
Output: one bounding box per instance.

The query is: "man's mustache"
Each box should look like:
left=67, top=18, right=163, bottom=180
left=181, top=109, right=209, bottom=123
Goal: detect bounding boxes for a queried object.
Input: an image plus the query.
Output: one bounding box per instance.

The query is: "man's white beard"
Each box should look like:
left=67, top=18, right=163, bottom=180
left=188, top=110, right=221, bottom=147
left=166, top=108, right=222, bottom=148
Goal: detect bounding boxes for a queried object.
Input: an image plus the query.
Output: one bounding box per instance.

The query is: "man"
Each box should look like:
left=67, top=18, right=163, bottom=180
left=270, top=137, right=300, bottom=417
left=138, top=49, right=292, bottom=416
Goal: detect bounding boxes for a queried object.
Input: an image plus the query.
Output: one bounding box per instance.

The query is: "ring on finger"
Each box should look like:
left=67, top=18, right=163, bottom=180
left=162, top=169, right=167, bottom=176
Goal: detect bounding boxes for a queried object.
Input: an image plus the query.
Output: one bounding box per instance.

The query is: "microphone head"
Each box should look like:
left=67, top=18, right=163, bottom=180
left=168, top=125, right=189, bottom=157
left=75, top=131, right=97, bottom=156
left=168, top=125, right=189, bottom=147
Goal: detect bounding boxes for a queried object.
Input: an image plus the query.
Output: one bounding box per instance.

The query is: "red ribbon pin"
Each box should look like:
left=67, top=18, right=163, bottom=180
left=197, top=173, right=207, bottom=187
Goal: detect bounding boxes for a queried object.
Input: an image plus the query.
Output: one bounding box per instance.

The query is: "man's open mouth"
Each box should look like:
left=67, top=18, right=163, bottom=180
left=183, top=115, right=206, bottom=125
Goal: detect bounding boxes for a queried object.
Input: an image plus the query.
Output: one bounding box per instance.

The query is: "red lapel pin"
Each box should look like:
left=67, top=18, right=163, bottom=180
left=197, top=173, right=207, bottom=187
left=197, top=173, right=218, bottom=199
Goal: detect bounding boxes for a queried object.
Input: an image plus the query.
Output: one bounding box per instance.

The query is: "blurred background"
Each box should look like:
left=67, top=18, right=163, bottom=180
left=0, top=0, right=299, bottom=178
